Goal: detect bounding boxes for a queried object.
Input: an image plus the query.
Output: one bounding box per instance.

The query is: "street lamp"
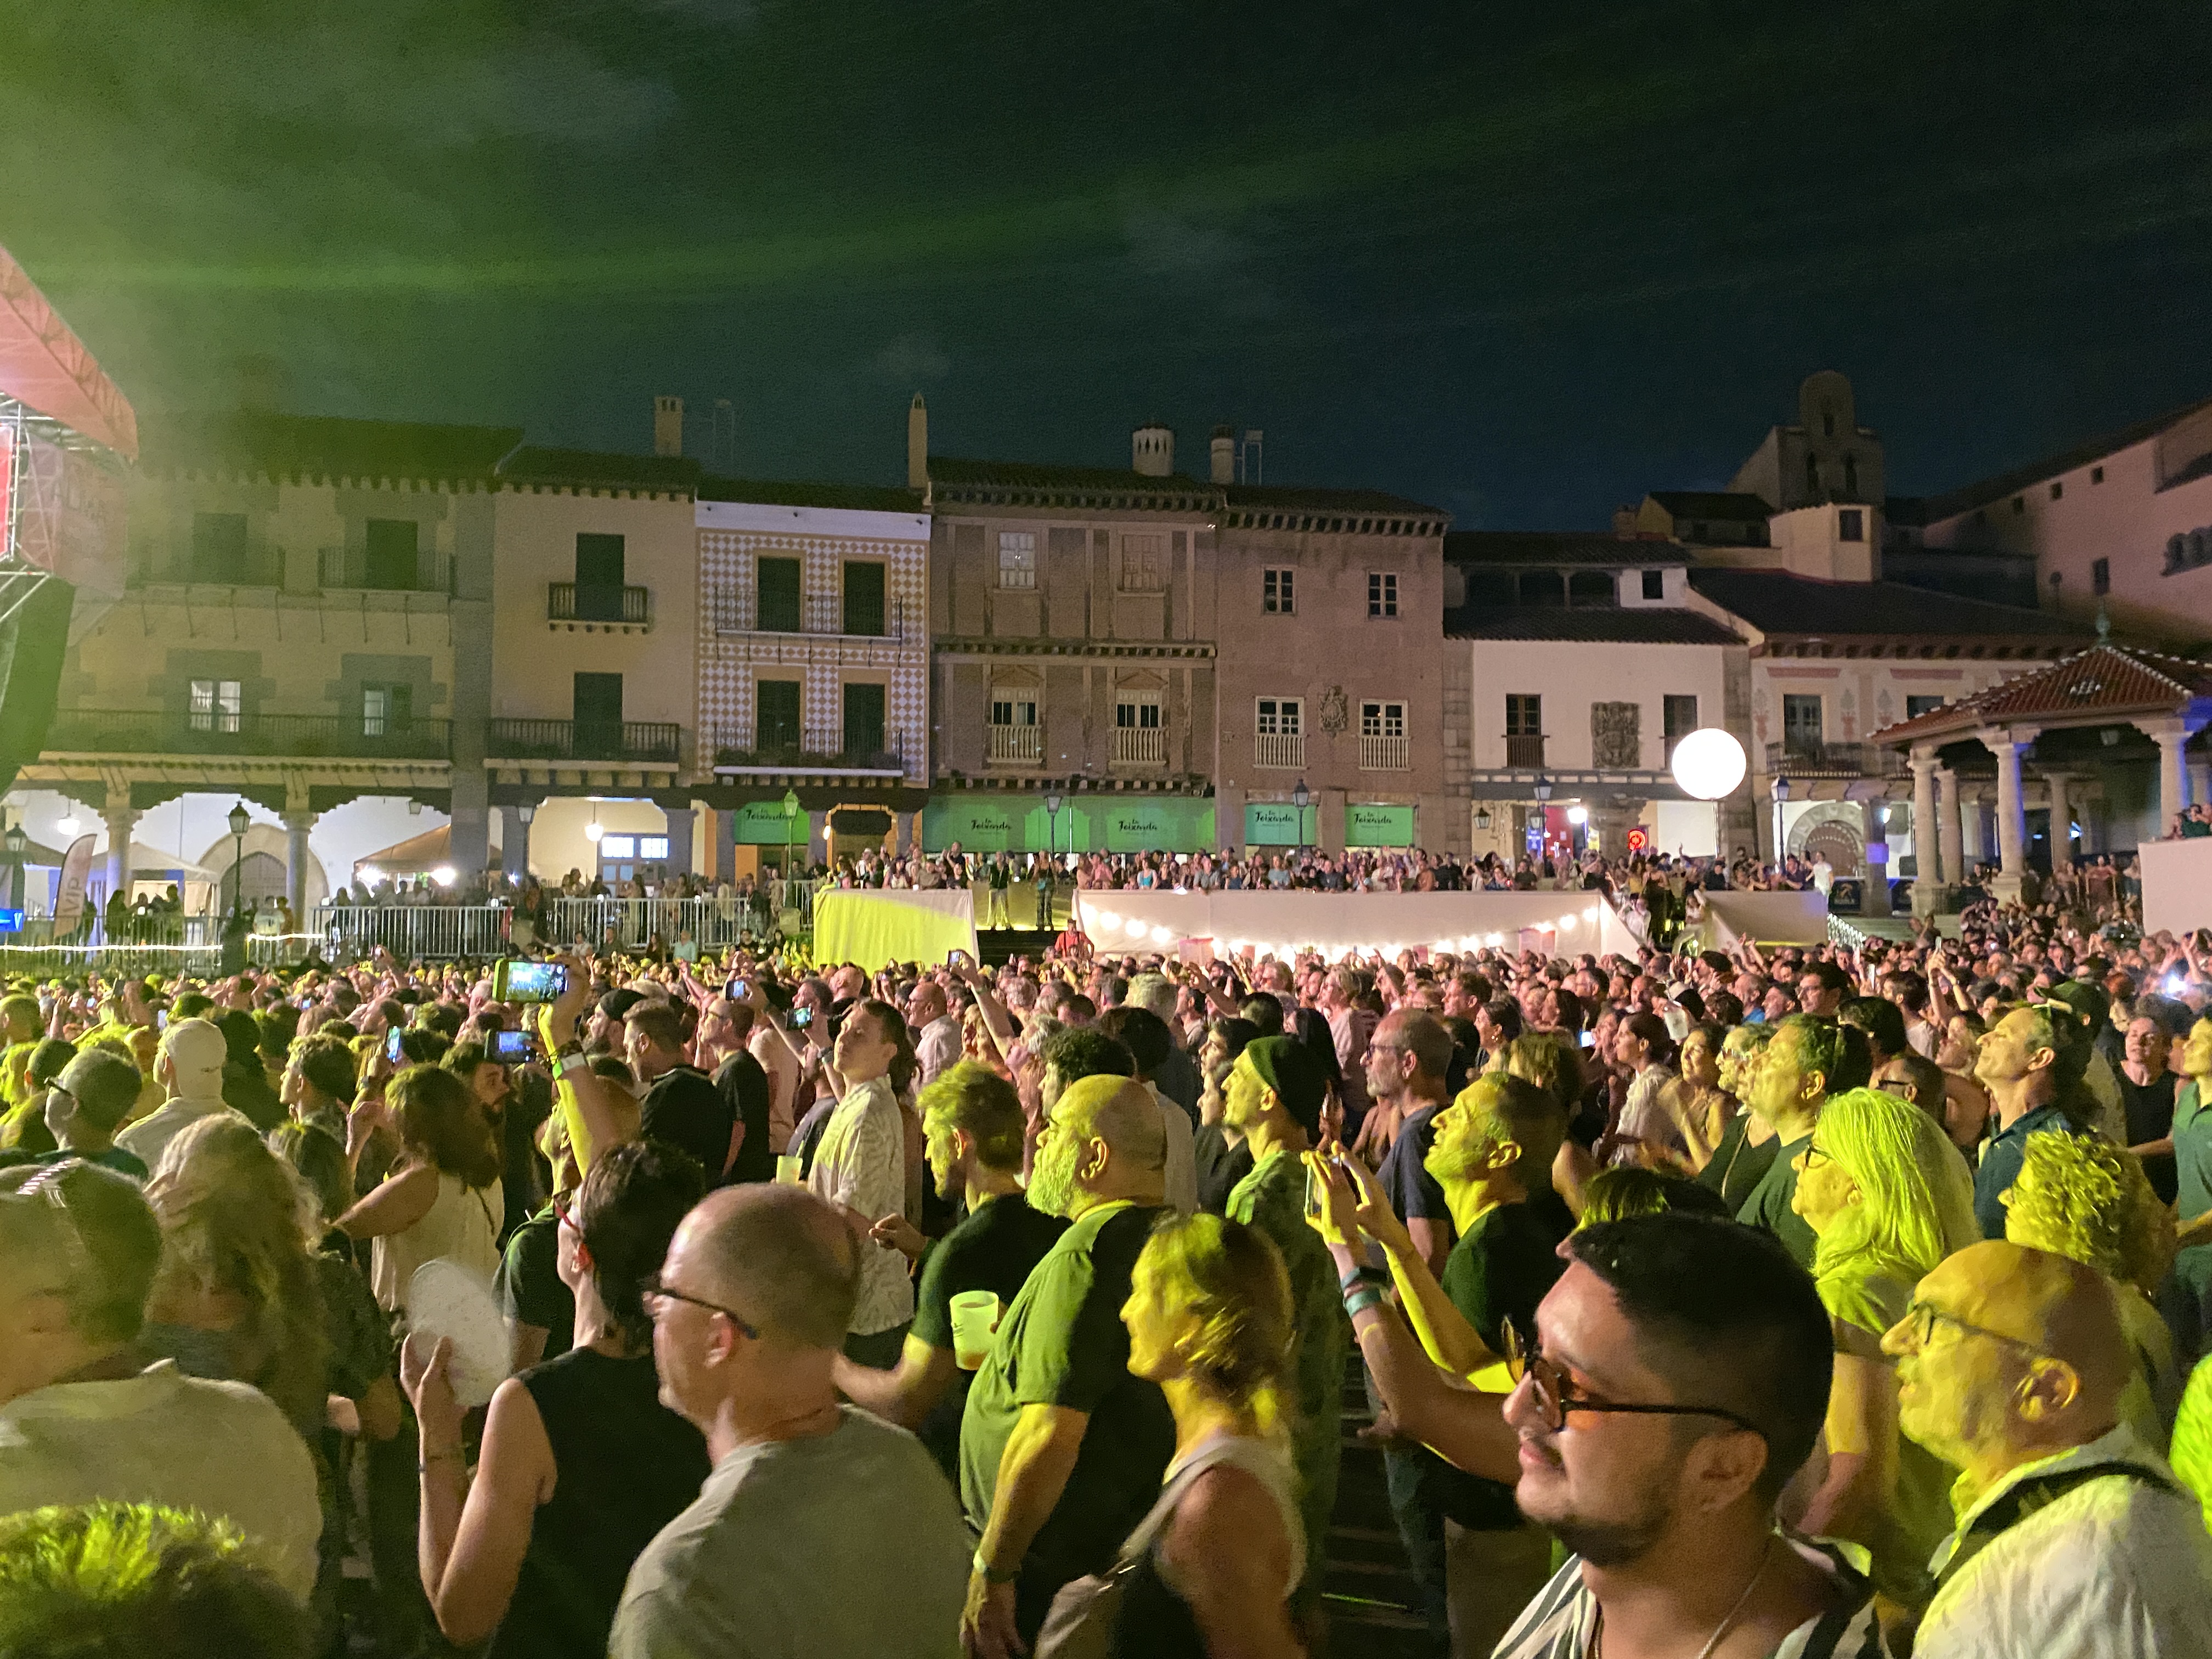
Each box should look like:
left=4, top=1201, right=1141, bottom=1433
left=1292, top=778, right=1311, bottom=850
left=1043, top=791, right=1064, bottom=926
left=513, top=803, right=535, bottom=884
left=2, top=820, right=24, bottom=912
left=781, top=788, right=800, bottom=877
left=1772, top=775, right=1791, bottom=866
left=227, top=801, right=251, bottom=913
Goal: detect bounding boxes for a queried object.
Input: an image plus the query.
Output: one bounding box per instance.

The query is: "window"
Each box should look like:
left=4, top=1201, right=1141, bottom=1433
left=600, top=836, right=636, bottom=859
left=991, top=696, right=1037, bottom=727
left=1804, top=455, right=1820, bottom=499
left=757, top=556, right=801, bottom=633
left=1822, top=408, right=1836, bottom=438
left=363, top=519, right=420, bottom=590
left=1640, top=569, right=1666, bottom=600
left=842, top=560, right=885, bottom=636
left=362, top=682, right=412, bottom=737
left=1368, top=572, right=1398, bottom=617
left=2050, top=481, right=2064, bottom=501
left=574, top=673, right=624, bottom=755
left=1843, top=453, right=1859, bottom=496
left=1567, top=570, right=1613, bottom=607
left=639, top=836, right=670, bottom=861
left=1782, top=693, right=1824, bottom=754
left=2092, top=466, right=2105, bottom=484
left=843, top=681, right=886, bottom=759
left=2012, top=495, right=2025, bottom=515
left=1663, top=695, right=1698, bottom=742
left=190, top=513, right=250, bottom=583
left=1263, top=568, right=1295, bottom=613
left=1256, top=697, right=1302, bottom=736
left=997, top=531, right=1037, bottom=590
left=756, top=679, right=802, bottom=749
left=1505, top=694, right=1542, bottom=737
left=1119, top=533, right=1167, bottom=592
left=1837, top=509, right=1864, bottom=542
left=188, top=678, right=241, bottom=733
left=2092, top=557, right=2111, bottom=596
left=1115, top=697, right=1162, bottom=729
left=1905, top=696, right=1945, bottom=719
left=1361, top=700, right=1406, bottom=738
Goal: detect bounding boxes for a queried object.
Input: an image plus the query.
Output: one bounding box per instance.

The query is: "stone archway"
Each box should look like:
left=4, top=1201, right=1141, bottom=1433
left=1787, top=803, right=1866, bottom=877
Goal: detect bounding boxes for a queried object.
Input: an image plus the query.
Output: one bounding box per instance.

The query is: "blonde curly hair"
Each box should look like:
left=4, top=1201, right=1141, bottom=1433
left=1136, top=1212, right=1295, bottom=1436
left=2004, top=1130, right=2171, bottom=1295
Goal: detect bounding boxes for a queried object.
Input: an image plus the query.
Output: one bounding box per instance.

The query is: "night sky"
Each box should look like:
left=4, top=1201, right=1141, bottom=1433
left=7, top=1, right=2211, bottom=527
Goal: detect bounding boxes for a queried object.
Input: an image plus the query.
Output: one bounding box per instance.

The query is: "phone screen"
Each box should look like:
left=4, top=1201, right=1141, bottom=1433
left=788, top=1005, right=815, bottom=1030
left=490, top=1028, right=533, bottom=1064
left=498, top=960, right=568, bottom=1003
left=729, top=979, right=749, bottom=1001
left=385, top=1028, right=407, bottom=1063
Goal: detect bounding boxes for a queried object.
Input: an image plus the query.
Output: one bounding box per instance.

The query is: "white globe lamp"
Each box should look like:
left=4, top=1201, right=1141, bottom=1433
left=1671, top=728, right=1747, bottom=800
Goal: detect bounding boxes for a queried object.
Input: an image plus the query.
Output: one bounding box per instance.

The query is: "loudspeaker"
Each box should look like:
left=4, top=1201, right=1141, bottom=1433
left=0, top=573, right=76, bottom=797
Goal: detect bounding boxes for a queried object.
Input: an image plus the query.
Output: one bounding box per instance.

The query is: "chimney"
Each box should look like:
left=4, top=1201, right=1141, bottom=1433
left=1612, top=504, right=1638, bottom=538
left=907, top=393, right=928, bottom=489
left=1210, top=424, right=1235, bottom=485
left=1132, top=420, right=1173, bottom=477
left=653, top=396, right=684, bottom=458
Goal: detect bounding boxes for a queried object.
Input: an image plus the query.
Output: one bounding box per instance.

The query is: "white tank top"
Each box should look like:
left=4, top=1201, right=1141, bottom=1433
left=371, top=1170, right=504, bottom=1319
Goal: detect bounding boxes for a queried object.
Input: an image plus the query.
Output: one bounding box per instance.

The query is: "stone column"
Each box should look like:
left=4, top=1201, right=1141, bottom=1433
left=2045, top=773, right=2073, bottom=872
left=1937, top=767, right=1965, bottom=889
left=281, top=810, right=317, bottom=920
left=1318, top=787, right=1348, bottom=855
left=101, top=783, right=139, bottom=918
left=1980, top=727, right=2032, bottom=903
left=1909, top=748, right=1942, bottom=912
left=663, top=804, right=695, bottom=878
left=2149, top=721, right=2194, bottom=837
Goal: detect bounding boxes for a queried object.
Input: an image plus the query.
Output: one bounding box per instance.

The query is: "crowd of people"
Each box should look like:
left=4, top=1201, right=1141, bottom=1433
left=3, top=879, right=2210, bottom=1658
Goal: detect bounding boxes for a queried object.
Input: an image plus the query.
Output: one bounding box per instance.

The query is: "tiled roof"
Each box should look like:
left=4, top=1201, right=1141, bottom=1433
left=1446, top=607, right=1743, bottom=645
left=1687, top=568, right=2091, bottom=639
left=927, top=455, right=1215, bottom=505
left=1446, top=531, right=1688, bottom=567
left=498, top=447, right=700, bottom=493
left=1223, top=483, right=1448, bottom=518
left=141, top=410, right=524, bottom=484
left=1870, top=644, right=2212, bottom=743
left=1904, top=394, right=2212, bottom=523
left=698, top=475, right=920, bottom=512
left=1646, top=490, right=1773, bottom=520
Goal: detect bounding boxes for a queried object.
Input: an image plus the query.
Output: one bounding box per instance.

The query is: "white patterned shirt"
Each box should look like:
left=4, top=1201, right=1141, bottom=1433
left=809, top=1074, right=915, bottom=1336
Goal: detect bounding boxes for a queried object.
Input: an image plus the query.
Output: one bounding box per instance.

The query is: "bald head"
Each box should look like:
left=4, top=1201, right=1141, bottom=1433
left=1056, top=1074, right=1166, bottom=1172
left=679, top=1184, right=857, bottom=1351
left=1933, top=1240, right=2130, bottom=1400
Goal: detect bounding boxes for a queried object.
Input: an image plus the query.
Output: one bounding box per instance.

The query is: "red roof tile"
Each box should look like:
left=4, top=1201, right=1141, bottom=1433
left=1869, top=644, right=2212, bottom=743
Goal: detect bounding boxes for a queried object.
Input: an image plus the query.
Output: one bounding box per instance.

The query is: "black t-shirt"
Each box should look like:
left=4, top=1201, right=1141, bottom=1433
left=909, top=1193, right=1068, bottom=1478
left=1192, top=1122, right=1255, bottom=1216
left=1698, top=1114, right=1781, bottom=1214
left=640, top=1063, right=733, bottom=1181
left=2121, top=1070, right=2180, bottom=1204
left=496, top=1204, right=574, bottom=1362
left=1737, top=1132, right=1816, bottom=1268
left=712, top=1050, right=775, bottom=1186
left=1432, top=1190, right=1573, bottom=1530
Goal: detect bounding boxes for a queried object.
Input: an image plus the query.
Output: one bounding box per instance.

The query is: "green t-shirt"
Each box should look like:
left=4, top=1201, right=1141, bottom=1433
left=1226, top=1148, right=1347, bottom=1573
left=1736, top=1132, right=1817, bottom=1269
left=909, top=1194, right=1068, bottom=1479
left=958, top=1200, right=1176, bottom=1589
left=496, top=1205, right=574, bottom=1363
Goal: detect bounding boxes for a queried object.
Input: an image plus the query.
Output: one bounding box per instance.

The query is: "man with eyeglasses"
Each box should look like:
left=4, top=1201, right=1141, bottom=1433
left=1883, top=1239, right=2212, bottom=1659
left=611, top=1183, right=968, bottom=1659
left=1491, top=1213, right=1884, bottom=1659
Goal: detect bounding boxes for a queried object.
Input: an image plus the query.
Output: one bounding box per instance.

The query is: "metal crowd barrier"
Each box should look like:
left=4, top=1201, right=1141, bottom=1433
left=300, top=887, right=816, bottom=961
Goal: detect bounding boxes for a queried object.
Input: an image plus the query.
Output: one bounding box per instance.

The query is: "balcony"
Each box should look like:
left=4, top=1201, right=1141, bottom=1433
left=318, top=545, right=452, bottom=594
left=1111, top=726, right=1167, bottom=766
left=1505, top=733, right=1547, bottom=768
left=1361, top=732, right=1410, bottom=771
left=1765, top=741, right=1902, bottom=779
left=127, top=546, right=286, bottom=589
left=708, top=725, right=907, bottom=775
left=548, top=583, right=652, bottom=629
left=1255, top=731, right=1305, bottom=770
left=486, top=718, right=681, bottom=765
left=988, top=724, right=1043, bottom=764
left=713, top=594, right=907, bottom=640
left=44, top=709, right=452, bottom=761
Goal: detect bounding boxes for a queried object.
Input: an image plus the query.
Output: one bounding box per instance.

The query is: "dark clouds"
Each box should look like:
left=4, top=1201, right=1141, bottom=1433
left=4, top=0, right=2210, bottom=522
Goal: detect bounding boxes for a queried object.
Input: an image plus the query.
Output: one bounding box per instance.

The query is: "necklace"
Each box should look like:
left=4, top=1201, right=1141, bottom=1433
left=1589, top=1535, right=1775, bottom=1659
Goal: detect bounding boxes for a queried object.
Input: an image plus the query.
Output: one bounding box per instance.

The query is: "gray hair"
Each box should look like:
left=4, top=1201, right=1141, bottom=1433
left=1126, top=973, right=1177, bottom=1021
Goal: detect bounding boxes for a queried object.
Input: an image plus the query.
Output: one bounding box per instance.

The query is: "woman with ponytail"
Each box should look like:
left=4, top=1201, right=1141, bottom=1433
left=1088, top=1211, right=1303, bottom=1658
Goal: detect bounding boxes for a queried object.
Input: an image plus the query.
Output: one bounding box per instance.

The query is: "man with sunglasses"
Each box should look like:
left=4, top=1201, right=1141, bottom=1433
left=1883, top=1239, right=2212, bottom=1659
left=1492, top=1213, right=1884, bottom=1659
left=611, top=1183, right=968, bottom=1659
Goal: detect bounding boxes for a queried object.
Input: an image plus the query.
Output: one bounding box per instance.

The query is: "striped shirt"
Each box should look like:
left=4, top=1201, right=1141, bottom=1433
left=1491, top=1534, right=1889, bottom=1659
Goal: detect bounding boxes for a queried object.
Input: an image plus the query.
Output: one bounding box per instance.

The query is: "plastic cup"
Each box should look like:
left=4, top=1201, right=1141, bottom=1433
left=950, top=1290, right=1001, bottom=1370
left=775, top=1154, right=804, bottom=1186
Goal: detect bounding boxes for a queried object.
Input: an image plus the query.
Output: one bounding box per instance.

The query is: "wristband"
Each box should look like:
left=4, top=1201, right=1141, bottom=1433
left=972, top=1548, right=1020, bottom=1584
left=557, top=1052, right=591, bottom=1080
left=1344, top=1286, right=1387, bottom=1322
left=1339, top=1263, right=1387, bottom=1294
